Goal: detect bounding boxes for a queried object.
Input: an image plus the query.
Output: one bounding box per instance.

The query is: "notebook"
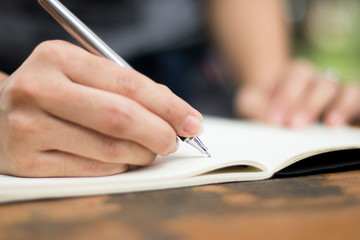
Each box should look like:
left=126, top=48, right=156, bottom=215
left=1, top=116, right=360, bottom=203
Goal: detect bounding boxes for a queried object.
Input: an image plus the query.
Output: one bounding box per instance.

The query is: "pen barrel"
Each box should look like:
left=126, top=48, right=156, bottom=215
left=38, top=0, right=132, bottom=68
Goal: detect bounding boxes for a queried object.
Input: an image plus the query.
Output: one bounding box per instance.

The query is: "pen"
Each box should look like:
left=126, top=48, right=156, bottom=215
left=38, top=0, right=211, bottom=157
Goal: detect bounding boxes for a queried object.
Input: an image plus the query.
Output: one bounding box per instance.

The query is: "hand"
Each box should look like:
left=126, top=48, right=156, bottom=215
left=0, top=40, right=203, bottom=177
left=0, top=71, right=7, bottom=81
left=235, top=60, right=360, bottom=128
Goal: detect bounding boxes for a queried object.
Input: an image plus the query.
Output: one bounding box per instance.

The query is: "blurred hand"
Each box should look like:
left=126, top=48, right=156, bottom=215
left=0, top=40, right=203, bottom=177
left=235, top=60, right=360, bottom=128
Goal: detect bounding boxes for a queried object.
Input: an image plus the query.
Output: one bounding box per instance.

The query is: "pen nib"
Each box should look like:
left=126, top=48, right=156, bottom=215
left=205, top=150, right=211, bottom=158
left=185, top=136, right=211, bottom=158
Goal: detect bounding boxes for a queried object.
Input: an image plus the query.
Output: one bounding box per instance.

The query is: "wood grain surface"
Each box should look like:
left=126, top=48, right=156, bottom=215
left=1, top=170, right=360, bottom=240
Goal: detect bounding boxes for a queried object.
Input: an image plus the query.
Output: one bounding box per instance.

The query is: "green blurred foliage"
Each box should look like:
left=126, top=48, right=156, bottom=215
left=290, top=0, right=360, bottom=83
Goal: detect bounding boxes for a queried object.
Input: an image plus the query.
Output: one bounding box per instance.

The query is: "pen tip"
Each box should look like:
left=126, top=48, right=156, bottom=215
left=205, top=151, right=211, bottom=158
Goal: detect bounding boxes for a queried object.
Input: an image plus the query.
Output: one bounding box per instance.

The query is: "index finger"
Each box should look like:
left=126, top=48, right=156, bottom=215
left=56, top=41, right=204, bottom=137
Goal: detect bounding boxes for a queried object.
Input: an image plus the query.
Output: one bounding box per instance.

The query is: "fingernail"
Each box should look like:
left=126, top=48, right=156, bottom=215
left=327, top=112, right=344, bottom=127
left=168, top=138, right=180, bottom=154
left=184, top=115, right=204, bottom=136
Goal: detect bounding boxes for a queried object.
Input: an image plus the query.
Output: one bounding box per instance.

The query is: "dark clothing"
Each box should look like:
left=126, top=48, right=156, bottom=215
left=0, top=0, right=204, bottom=73
left=0, top=0, right=234, bottom=116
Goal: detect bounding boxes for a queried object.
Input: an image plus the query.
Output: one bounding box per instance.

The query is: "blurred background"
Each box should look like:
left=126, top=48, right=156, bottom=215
left=1, top=0, right=360, bottom=117
left=288, top=0, right=360, bottom=84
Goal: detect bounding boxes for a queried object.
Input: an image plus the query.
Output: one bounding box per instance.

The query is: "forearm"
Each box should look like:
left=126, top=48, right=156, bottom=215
left=206, top=0, right=290, bottom=89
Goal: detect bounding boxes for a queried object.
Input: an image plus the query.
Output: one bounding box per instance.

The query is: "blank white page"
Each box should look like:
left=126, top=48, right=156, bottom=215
left=1, top=116, right=360, bottom=203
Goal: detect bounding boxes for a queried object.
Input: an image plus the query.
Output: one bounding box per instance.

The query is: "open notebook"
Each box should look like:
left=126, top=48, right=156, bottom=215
left=1, top=116, right=360, bottom=203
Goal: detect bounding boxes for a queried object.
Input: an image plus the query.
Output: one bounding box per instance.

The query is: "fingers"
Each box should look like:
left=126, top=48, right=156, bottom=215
left=14, top=151, right=129, bottom=177
left=15, top=40, right=192, bottom=155
left=75, top=58, right=203, bottom=137
left=236, top=61, right=316, bottom=125
left=40, top=115, right=158, bottom=166
left=2, top=108, right=130, bottom=177
left=236, top=60, right=360, bottom=128
left=286, top=76, right=337, bottom=128
left=36, top=40, right=203, bottom=137
left=268, top=62, right=314, bottom=125
left=36, top=74, right=179, bottom=156
left=324, top=84, right=360, bottom=126
left=2, top=102, right=156, bottom=177
left=1, top=40, right=203, bottom=178
left=270, top=74, right=339, bottom=128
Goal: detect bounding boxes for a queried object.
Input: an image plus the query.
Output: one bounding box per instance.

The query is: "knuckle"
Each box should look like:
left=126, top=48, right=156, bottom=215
left=116, top=69, right=142, bottom=97
left=158, top=83, right=170, bottom=91
left=158, top=84, right=178, bottom=115
left=33, top=40, right=69, bottom=66
left=158, top=83, right=173, bottom=95
left=103, top=104, right=134, bottom=135
left=7, top=111, right=41, bottom=139
left=164, top=96, right=178, bottom=117
left=6, top=74, right=41, bottom=104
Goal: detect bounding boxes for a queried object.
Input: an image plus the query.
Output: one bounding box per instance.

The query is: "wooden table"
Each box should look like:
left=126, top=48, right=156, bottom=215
left=1, top=169, right=360, bottom=240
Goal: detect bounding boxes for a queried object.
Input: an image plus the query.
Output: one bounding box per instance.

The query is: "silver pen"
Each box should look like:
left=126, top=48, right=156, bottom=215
left=38, top=0, right=211, bottom=157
